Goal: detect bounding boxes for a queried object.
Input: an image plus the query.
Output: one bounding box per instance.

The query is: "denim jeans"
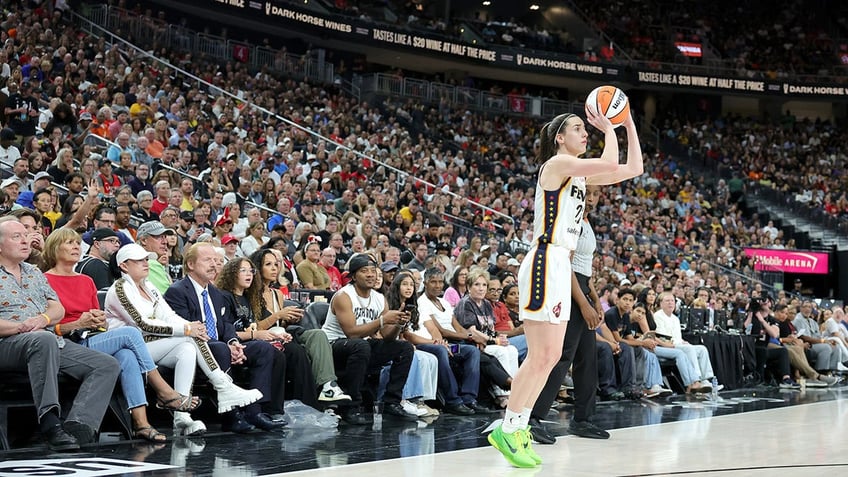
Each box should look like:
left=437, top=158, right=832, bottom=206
left=637, top=347, right=664, bottom=388
left=508, top=335, right=528, bottom=363
left=378, top=350, right=438, bottom=401
left=83, top=327, right=157, bottom=409
left=654, top=346, right=700, bottom=386
left=416, top=343, right=480, bottom=405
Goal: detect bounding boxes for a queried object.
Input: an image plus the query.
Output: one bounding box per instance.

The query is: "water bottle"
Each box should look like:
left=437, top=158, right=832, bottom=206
left=711, top=377, right=718, bottom=400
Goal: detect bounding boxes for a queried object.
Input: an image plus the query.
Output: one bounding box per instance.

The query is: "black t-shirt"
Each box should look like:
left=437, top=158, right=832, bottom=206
left=6, top=93, right=38, bottom=136
left=230, top=293, right=254, bottom=332
left=777, top=319, right=796, bottom=338
left=74, top=256, right=114, bottom=291
left=456, top=296, right=496, bottom=337
left=604, top=307, right=631, bottom=337
left=750, top=313, right=779, bottom=345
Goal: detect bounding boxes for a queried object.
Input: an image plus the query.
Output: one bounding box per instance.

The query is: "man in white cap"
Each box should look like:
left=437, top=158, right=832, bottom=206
left=32, top=171, right=52, bottom=192
left=136, top=221, right=176, bottom=294
left=1, top=177, right=22, bottom=208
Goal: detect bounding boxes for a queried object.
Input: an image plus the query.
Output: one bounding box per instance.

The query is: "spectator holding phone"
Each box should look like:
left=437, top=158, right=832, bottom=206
left=321, top=254, right=420, bottom=424
left=382, top=271, right=440, bottom=417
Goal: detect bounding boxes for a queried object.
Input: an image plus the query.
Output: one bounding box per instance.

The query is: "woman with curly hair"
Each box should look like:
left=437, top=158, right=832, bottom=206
left=383, top=271, right=439, bottom=417
left=216, top=257, right=313, bottom=418
left=247, top=249, right=350, bottom=404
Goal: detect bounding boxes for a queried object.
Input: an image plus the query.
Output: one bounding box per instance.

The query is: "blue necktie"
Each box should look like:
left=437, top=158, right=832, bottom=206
left=201, top=289, right=218, bottom=340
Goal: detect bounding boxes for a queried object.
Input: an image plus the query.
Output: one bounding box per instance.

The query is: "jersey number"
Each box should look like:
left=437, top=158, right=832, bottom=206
left=574, top=204, right=584, bottom=222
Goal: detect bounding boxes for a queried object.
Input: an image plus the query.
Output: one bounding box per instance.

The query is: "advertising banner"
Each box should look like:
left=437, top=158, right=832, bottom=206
left=744, top=248, right=830, bottom=274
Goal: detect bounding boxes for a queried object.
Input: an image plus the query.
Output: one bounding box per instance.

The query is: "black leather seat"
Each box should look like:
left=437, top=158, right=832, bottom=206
left=301, top=302, right=330, bottom=330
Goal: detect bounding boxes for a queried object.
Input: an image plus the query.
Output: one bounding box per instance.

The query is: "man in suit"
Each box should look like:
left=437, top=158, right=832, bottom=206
left=164, top=242, right=283, bottom=433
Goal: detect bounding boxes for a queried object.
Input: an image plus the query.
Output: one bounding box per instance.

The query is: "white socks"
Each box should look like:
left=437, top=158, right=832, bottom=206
left=502, top=408, right=531, bottom=434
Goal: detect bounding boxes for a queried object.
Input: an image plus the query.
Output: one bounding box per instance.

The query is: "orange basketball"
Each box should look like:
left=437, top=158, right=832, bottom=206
left=585, top=85, right=630, bottom=128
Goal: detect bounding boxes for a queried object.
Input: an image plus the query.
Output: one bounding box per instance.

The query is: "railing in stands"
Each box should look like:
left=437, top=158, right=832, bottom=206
left=362, top=73, right=581, bottom=117
left=79, top=4, right=335, bottom=86
left=73, top=5, right=524, bottom=245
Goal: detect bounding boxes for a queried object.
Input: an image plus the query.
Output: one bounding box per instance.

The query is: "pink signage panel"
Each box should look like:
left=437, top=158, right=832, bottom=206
left=744, top=248, right=829, bottom=274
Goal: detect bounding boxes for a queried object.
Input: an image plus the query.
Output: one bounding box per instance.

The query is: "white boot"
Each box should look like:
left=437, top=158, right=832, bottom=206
left=173, top=411, right=206, bottom=437
left=209, top=369, right=263, bottom=413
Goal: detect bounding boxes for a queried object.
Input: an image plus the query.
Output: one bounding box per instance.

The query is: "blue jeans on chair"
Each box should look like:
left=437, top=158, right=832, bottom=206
left=416, top=343, right=481, bottom=405
left=508, top=335, right=528, bottom=363
left=378, top=350, right=437, bottom=401
left=82, top=326, right=157, bottom=409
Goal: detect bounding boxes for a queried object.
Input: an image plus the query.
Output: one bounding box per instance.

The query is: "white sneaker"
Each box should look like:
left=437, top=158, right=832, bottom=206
left=401, top=400, right=429, bottom=417
left=837, top=362, right=848, bottom=372
left=805, top=379, right=828, bottom=388
left=416, top=401, right=440, bottom=417
left=648, top=384, right=673, bottom=397
left=817, top=374, right=839, bottom=386
left=318, top=381, right=352, bottom=402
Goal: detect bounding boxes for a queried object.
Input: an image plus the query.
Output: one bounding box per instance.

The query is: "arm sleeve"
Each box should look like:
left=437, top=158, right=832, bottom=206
left=454, top=298, right=475, bottom=329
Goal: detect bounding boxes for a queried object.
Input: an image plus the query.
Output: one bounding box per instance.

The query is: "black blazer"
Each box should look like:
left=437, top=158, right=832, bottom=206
left=164, top=277, right=238, bottom=343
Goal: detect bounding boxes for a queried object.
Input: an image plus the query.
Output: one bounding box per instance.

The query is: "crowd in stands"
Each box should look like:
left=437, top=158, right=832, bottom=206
left=571, top=0, right=848, bottom=78
left=325, top=0, right=848, bottom=80
left=662, top=114, right=848, bottom=220
left=2, top=1, right=848, bottom=452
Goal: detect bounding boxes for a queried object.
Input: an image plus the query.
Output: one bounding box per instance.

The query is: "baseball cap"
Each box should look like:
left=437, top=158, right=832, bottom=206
left=321, top=177, right=331, bottom=185
left=1, top=177, right=22, bottom=189
left=116, top=243, right=156, bottom=265
left=620, top=278, right=632, bottom=287
left=408, top=233, right=425, bottom=244
left=33, top=171, right=52, bottom=182
left=221, top=234, right=239, bottom=245
left=91, top=227, right=119, bottom=242
left=221, top=192, right=236, bottom=208
left=98, top=158, right=111, bottom=167
left=214, top=214, right=232, bottom=227
left=78, top=111, right=92, bottom=121
left=379, top=261, right=400, bottom=273
left=179, top=211, right=195, bottom=221
left=347, top=254, right=377, bottom=275
left=507, top=258, right=520, bottom=267
left=137, top=221, right=175, bottom=238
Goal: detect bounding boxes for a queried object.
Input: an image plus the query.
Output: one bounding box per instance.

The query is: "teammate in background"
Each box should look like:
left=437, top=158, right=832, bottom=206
left=488, top=107, right=643, bottom=467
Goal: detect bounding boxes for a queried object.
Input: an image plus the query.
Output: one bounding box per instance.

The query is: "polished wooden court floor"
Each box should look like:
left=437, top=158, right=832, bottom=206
left=1, top=385, right=846, bottom=476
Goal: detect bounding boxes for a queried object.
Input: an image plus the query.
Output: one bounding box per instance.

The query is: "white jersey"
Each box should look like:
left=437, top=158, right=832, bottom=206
left=531, top=174, right=586, bottom=250
left=571, top=218, right=596, bottom=277
left=322, top=284, right=386, bottom=341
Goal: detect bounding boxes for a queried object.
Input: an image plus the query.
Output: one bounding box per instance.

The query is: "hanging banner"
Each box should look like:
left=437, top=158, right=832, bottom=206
left=744, top=248, right=830, bottom=274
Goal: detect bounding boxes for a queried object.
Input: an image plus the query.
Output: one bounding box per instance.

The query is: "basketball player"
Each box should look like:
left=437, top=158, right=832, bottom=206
left=529, top=184, right=609, bottom=444
left=488, top=107, right=643, bottom=468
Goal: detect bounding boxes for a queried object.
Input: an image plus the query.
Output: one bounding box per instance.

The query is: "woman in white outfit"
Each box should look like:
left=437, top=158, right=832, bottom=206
left=104, top=244, right=263, bottom=436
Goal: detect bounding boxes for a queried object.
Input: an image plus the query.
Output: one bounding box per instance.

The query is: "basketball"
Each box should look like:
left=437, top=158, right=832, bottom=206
left=585, top=85, right=630, bottom=128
